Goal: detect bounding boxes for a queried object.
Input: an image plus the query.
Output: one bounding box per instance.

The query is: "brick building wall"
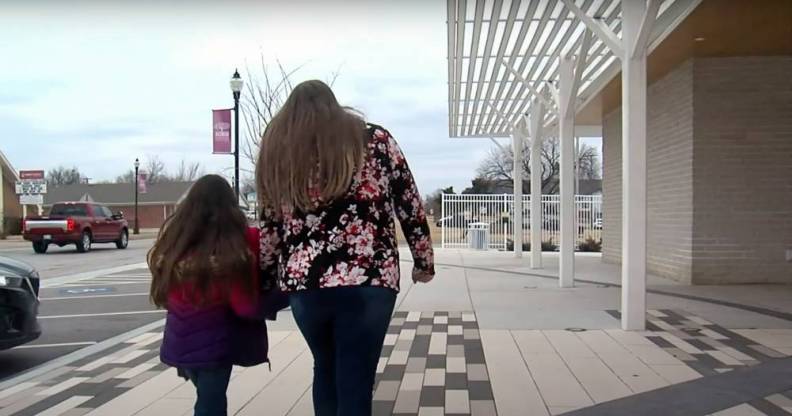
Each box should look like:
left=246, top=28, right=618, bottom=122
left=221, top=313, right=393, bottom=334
left=603, top=59, right=695, bottom=283
left=690, top=56, right=792, bottom=284
left=602, top=110, right=622, bottom=264
left=108, top=204, right=176, bottom=230
left=602, top=56, right=792, bottom=284
left=2, top=178, right=23, bottom=235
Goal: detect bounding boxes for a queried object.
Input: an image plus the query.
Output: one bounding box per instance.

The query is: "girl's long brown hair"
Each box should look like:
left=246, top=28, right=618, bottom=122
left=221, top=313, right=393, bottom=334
left=148, top=174, right=252, bottom=307
left=256, top=80, right=366, bottom=213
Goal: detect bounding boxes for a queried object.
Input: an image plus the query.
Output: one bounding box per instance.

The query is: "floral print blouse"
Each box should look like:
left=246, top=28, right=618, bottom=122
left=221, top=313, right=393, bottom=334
left=259, top=124, right=435, bottom=292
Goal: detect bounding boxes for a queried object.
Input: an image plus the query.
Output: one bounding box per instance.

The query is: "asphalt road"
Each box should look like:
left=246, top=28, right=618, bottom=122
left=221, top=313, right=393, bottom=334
left=0, top=238, right=153, bottom=278
left=0, top=239, right=161, bottom=382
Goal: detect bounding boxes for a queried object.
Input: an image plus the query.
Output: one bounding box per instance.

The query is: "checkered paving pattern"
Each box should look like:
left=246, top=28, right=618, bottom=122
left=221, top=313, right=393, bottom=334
left=0, top=311, right=494, bottom=416
left=607, top=309, right=788, bottom=375
left=609, top=309, right=792, bottom=416
left=0, top=332, right=166, bottom=416
left=707, top=391, right=792, bottom=415
left=372, top=311, right=495, bottom=416
left=1, top=310, right=791, bottom=415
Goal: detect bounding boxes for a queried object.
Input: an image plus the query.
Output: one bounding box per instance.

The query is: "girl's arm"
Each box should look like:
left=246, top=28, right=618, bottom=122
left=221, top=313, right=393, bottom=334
left=228, top=227, right=263, bottom=319
left=229, top=282, right=258, bottom=318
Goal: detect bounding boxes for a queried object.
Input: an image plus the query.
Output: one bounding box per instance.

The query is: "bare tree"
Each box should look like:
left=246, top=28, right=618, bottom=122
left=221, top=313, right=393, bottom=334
left=173, top=160, right=204, bottom=182
left=144, top=156, right=167, bottom=184
left=541, top=138, right=561, bottom=193
left=477, top=140, right=558, bottom=193
left=477, top=138, right=600, bottom=194
left=240, top=56, right=341, bottom=170
left=477, top=146, right=514, bottom=183
left=577, top=144, right=600, bottom=180
left=115, top=158, right=202, bottom=184
left=240, top=59, right=301, bottom=170
left=424, top=187, right=455, bottom=217
left=241, top=178, right=256, bottom=196
left=115, top=170, right=135, bottom=184
left=46, top=166, right=82, bottom=187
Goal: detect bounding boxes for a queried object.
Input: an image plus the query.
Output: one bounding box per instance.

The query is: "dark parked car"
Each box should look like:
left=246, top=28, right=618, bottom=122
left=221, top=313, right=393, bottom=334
left=0, top=256, right=41, bottom=350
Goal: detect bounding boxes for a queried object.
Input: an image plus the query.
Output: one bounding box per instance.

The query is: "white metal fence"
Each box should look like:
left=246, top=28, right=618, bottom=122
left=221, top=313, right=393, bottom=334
left=440, top=194, right=602, bottom=250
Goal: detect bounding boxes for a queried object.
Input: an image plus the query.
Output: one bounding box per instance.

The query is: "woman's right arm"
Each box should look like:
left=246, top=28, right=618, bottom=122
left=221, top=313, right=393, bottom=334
left=384, top=131, right=435, bottom=278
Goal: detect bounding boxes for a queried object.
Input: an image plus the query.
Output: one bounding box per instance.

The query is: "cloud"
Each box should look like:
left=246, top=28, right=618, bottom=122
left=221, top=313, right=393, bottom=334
left=0, top=1, right=508, bottom=195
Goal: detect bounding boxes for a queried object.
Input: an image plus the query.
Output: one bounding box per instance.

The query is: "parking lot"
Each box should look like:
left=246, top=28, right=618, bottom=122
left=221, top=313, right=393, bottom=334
left=0, top=235, right=154, bottom=277
left=0, top=238, right=160, bottom=381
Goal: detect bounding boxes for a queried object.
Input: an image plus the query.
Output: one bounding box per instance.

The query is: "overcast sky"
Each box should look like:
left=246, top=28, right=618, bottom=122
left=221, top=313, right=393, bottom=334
left=0, top=1, right=598, bottom=195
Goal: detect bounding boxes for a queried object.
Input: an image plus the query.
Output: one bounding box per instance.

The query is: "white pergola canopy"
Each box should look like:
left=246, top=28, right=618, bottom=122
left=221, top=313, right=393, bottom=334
left=447, top=0, right=699, bottom=138
left=446, top=0, right=702, bottom=331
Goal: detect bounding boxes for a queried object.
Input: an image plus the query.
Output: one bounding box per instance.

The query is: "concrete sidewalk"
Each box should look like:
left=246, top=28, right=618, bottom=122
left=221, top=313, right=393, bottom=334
left=1, top=249, right=791, bottom=415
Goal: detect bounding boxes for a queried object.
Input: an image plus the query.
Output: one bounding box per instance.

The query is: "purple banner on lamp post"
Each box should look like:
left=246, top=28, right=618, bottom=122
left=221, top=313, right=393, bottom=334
left=138, top=172, right=148, bottom=194
left=212, top=109, right=233, bottom=154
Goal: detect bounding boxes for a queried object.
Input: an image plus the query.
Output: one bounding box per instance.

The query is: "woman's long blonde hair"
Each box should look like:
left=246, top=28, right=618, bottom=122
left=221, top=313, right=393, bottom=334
left=256, top=80, right=366, bottom=214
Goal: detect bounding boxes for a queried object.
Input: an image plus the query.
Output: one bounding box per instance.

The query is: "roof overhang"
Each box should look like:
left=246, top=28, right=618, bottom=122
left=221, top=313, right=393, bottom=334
left=446, top=0, right=703, bottom=138
left=0, top=151, right=20, bottom=184
left=588, top=0, right=792, bottom=117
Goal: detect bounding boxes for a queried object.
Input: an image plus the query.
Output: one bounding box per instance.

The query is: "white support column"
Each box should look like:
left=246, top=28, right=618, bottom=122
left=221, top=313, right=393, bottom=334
left=528, top=99, right=545, bottom=269
left=563, top=0, right=658, bottom=331
left=620, top=0, right=655, bottom=331
left=557, top=55, right=576, bottom=288
left=512, top=126, right=525, bottom=258
left=547, top=29, right=591, bottom=288
left=441, top=193, right=446, bottom=249
left=575, top=136, right=581, bottom=196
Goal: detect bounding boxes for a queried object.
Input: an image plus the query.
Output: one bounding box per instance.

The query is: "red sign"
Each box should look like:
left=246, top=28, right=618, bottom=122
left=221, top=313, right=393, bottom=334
left=213, top=109, right=233, bottom=154
left=138, top=172, right=148, bottom=194
left=19, top=170, right=45, bottom=180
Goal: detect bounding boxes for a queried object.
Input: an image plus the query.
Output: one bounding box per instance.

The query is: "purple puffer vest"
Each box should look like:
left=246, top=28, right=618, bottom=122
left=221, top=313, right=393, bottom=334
left=160, top=303, right=269, bottom=369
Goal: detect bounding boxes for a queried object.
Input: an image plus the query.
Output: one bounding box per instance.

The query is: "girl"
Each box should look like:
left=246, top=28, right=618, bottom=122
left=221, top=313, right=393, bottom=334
left=256, top=80, right=435, bottom=415
left=149, top=174, right=268, bottom=416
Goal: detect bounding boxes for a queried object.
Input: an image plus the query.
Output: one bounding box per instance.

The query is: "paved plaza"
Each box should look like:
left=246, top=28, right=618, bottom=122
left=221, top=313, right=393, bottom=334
left=1, top=249, right=791, bottom=415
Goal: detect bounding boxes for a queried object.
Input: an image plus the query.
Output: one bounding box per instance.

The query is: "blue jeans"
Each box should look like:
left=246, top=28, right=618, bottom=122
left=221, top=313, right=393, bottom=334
left=183, top=366, right=232, bottom=416
left=290, top=286, right=397, bottom=416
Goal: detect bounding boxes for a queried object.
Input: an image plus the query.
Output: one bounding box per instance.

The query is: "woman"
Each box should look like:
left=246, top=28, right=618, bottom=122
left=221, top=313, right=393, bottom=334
left=256, top=80, right=435, bottom=415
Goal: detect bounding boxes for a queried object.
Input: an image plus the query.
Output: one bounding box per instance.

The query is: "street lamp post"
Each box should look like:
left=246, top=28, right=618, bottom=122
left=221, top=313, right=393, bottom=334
left=230, top=69, right=244, bottom=201
left=134, top=158, right=140, bottom=235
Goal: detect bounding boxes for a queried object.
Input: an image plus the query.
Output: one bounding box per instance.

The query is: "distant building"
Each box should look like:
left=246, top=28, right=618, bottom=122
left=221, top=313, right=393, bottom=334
left=0, top=151, right=22, bottom=236
left=43, top=182, right=195, bottom=230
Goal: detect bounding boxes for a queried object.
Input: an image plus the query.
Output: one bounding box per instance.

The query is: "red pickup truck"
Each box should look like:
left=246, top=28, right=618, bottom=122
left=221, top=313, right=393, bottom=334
left=22, top=202, right=129, bottom=254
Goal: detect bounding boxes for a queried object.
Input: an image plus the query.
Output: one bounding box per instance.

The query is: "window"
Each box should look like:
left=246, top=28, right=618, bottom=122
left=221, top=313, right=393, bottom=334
left=50, top=204, right=88, bottom=217
left=101, top=206, right=114, bottom=218
left=91, top=206, right=108, bottom=218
